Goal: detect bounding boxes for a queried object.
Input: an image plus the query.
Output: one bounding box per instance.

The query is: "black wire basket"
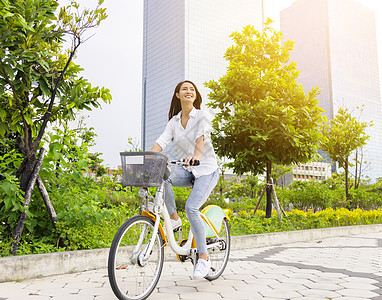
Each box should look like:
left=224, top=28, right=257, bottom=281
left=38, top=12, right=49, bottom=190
left=120, top=151, right=168, bottom=187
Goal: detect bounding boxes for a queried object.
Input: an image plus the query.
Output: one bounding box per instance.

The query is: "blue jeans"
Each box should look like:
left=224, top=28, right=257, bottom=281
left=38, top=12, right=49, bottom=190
left=164, top=166, right=219, bottom=254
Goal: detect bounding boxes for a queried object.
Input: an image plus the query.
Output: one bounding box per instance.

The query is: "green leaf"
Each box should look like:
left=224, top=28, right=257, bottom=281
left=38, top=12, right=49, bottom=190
left=4, top=64, right=14, bottom=80
left=24, top=114, right=33, bottom=125
left=38, top=78, right=51, bottom=96
left=3, top=195, right=13, bottom=210
left=0, top=122, right=7, bottom=136
left=2, top=12, right=14, bottom=19
left=0, top=109, right=6, bottom=121
left=72, top=172, right=82, bottom=182
left=95, top=213, right=103, bottom=223
left=38, top=59, right=50, bottom=72
left=77, top=159, right=88, bottom=170
left=1, top=180, right=16, bottom=195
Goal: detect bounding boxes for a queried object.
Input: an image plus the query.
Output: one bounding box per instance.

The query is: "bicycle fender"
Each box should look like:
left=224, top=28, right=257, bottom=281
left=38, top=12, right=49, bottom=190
left=201, top=205, right=229, bottom=238
left=141, top=211, right=167, bottom=247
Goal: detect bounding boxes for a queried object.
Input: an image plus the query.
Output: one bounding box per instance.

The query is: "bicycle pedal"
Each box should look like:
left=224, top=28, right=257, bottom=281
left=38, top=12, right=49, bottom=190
left=176, top=239, right=188, bottom=263
left=206, top=237, right=218, bottom=244
left=163, top=225, right=182, bottom=235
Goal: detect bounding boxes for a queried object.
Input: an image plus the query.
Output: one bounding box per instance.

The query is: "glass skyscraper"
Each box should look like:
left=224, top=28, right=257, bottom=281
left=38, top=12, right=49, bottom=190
left=281, top=0, right=382, bottom=180
left=142, top=0, right=264, bottom=155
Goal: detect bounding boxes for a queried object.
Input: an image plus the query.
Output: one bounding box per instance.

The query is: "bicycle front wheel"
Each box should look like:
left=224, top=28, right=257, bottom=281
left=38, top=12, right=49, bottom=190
left=205, top=218, right=230, bottom=281
left=108, top=215, right=165, bottom=300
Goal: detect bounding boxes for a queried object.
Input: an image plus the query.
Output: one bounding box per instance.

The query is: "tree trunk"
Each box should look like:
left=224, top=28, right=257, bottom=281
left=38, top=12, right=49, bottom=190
left=36, top=176, right=57, bottom=228
left=356, top=162, right=362, bottom=189
left=271, top=179, right=282, bottom=223
left=354, top=150, right=358, bottom=190
left=16, top=128, right=39, bottom=193
left=355, top=149, right=363, bottom=190
left=254, top=184, right=267, bottom=215
left=265, top=160, right=272, bottom=218
left=345, top=158, right=350, bottom=208
left=36, top=176, right=67, bottom=249
left=10, top=148, right=45, bottom=255
left=18, top=156, right=38, bottom=192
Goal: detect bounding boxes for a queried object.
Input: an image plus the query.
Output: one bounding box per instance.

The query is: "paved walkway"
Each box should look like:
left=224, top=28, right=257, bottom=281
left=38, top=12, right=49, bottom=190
left=0, top=232, right=381, bottom=300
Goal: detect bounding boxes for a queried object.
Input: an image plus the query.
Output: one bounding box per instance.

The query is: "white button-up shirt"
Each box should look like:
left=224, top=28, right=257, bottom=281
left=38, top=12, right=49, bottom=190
left=156, top=108, right=219, bottom=178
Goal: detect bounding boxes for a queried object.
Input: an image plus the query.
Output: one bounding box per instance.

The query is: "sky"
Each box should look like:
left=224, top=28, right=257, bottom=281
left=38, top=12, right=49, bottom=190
left=69, top=0, right=382, bottom=169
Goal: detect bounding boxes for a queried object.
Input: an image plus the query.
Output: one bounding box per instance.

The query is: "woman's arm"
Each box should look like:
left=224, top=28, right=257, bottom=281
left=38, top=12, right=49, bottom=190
left=194, top=135, right=204, bottom=159
left=150, top=143, right=163, bottom=152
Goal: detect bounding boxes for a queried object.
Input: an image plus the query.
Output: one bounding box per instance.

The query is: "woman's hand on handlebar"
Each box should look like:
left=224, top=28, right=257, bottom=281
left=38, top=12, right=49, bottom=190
left=169, top=157, right=200, bottom=166
left=184, top=155, right=200, bottom=167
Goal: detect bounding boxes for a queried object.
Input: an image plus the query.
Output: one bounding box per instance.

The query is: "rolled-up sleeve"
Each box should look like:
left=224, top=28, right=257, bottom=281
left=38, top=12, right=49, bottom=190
left=195, top=111, right=212, bottom=140
left=156, top=118, right=175, bottom=150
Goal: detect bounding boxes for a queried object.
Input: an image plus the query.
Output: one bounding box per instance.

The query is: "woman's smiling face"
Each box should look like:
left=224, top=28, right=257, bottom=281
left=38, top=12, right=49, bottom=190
left=176, top=82, right=196, bottom=103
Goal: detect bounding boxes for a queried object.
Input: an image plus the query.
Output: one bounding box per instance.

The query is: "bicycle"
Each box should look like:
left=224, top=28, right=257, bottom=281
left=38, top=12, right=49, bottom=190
left=108, top=151, right=231, bottom=300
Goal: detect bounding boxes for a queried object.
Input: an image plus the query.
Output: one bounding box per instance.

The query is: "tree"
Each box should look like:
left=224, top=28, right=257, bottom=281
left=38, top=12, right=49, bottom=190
left=0, top=0, right=111, bottom=254
left=205, top=20, right=325, bottom=217
left=321, top=107, right=372, bottom=203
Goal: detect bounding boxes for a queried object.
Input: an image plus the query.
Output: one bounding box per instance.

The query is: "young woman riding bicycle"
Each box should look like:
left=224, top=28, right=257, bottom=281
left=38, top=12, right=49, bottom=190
left=150, top=80, right=219, bottom=279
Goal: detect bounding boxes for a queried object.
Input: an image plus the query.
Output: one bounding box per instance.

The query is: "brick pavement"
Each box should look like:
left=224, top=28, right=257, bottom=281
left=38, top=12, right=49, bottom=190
left=0, top=232, right=381, bottom=300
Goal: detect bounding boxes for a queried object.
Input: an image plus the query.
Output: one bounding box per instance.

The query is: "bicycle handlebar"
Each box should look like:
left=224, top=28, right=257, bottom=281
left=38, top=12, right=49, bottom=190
left=169, top=159, right=200, bottom=166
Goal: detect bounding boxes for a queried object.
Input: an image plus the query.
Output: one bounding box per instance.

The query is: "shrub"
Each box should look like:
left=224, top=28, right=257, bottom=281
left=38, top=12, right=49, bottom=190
left=277, top=180, right=333, bottom=212
left=348, top=189, right=382, bottom=210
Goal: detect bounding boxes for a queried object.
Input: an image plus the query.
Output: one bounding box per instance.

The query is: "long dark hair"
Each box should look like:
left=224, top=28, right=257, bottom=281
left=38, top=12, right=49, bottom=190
left=168, top=80, right=202, bottom=120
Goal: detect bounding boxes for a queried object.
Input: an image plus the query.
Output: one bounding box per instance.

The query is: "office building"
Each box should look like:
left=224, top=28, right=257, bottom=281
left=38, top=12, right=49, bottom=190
left=277, top=162, right=332, bottom=187
left=281, top=0, right=382, bottom=180
left=142, top=0, right=264, bottom=154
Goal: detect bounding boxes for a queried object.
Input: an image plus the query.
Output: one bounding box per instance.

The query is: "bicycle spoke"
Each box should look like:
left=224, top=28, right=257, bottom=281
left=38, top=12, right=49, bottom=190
left=205, top=218, right=231, bottom=281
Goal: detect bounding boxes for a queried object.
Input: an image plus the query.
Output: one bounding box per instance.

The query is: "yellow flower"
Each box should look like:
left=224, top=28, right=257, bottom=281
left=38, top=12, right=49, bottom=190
left=238, top=210, right=250, bottom=218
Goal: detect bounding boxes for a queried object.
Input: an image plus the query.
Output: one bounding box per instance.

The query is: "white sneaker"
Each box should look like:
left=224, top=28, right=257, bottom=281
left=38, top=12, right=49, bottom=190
left=163, top=218, right=182, bottom=233
left=171, top=218, right=182, bottom=230
left=193, top=258, right=211, bottom=279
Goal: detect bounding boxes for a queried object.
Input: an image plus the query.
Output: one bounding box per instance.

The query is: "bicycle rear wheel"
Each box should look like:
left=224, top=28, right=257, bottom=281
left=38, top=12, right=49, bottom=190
left=108, top=215, right=164, bottom=300
left=205, top=218, right=230, bottom=281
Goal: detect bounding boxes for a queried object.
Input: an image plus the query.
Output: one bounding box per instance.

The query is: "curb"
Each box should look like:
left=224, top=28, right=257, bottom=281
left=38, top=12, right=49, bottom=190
left=1, top=224, right=381, bottom=282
